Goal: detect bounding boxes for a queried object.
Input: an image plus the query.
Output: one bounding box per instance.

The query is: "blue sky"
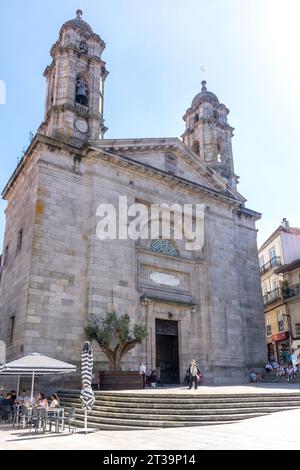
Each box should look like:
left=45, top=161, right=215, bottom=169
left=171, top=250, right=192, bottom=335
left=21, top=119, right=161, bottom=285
left=0, top=0, right=299, bottom=249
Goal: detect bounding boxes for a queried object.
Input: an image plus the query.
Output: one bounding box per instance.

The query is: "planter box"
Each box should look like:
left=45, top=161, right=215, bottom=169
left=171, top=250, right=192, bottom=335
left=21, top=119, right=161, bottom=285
left=99, top=371, right=143, bottom=390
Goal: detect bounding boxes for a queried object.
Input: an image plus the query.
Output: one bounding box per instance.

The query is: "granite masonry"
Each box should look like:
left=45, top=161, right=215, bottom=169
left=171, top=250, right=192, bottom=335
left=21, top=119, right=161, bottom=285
left=0, top=11, right=267, bottom=384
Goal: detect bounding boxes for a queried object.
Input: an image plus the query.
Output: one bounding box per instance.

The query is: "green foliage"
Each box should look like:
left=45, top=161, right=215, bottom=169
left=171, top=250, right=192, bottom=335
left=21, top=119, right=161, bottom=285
left=85, top=311, right=148, bottom=371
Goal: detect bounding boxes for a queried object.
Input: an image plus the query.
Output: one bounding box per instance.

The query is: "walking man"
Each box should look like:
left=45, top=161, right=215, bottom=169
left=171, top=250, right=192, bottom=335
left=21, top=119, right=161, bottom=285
left=188, top=359, right=199, bottom=390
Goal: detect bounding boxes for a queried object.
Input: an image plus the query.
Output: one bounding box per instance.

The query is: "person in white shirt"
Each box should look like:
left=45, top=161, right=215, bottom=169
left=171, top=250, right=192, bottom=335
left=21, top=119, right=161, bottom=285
left=16, top=390, right=31, bottom=406
left=139, top=361, right=146, bottom=389
left=290, top=352, right=298, bottom=373
left=49, top=393, right=60, bottom=408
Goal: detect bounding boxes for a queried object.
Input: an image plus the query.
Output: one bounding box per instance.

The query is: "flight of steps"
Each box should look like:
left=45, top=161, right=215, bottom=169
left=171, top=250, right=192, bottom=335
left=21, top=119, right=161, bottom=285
left=262, top=371, right=300, bottom=383
left=58, top=390, right=300, bottom=431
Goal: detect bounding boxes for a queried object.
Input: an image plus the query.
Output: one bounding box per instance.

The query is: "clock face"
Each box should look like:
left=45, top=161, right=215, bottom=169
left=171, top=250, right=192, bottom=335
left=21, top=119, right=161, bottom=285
left=75, top=118, right=89, bottom=134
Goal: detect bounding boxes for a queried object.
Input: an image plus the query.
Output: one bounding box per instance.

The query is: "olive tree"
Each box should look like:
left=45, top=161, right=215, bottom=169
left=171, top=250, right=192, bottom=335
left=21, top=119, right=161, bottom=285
left=85, top=311, right=148, bottom=371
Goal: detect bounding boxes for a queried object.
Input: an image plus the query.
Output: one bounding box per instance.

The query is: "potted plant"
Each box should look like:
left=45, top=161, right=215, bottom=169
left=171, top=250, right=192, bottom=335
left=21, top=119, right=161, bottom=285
left=85, top=311, right=148, bottom=390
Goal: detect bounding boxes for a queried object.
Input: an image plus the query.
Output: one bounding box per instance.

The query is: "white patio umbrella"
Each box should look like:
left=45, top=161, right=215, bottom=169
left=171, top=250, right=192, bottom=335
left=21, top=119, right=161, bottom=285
left=79, top=341, right=95, bottom=432
left=0, top=352, right=76, bottom=401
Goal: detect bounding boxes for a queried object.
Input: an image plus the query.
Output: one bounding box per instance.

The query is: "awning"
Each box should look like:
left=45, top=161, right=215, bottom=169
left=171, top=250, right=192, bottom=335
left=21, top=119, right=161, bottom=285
left=0, top=353, right=76, bottom=400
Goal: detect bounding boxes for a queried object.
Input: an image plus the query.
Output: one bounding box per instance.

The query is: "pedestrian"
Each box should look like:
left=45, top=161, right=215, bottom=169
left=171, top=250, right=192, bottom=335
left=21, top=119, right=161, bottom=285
left=290, top=351, right=298, bottom=373
left=139, top=361, right=146, bottom=389
left=188, top=359, right=199, bottom=390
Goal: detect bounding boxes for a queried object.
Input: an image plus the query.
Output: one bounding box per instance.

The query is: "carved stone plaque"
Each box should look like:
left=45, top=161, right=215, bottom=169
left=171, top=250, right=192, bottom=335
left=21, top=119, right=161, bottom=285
left=150, top=272, right=180, bottom=287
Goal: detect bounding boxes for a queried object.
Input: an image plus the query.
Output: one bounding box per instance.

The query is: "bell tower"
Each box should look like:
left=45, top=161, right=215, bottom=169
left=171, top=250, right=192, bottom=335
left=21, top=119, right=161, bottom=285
left=39, top=10, right=109, bottom=145
left=182, top=81, right=238, bottom=188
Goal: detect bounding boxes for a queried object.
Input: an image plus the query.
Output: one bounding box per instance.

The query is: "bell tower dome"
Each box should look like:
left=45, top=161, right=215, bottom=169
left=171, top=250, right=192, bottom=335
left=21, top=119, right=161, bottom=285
left=182, top=81, right=238, bottom=188
left=39, top=10, right=109, bottom=145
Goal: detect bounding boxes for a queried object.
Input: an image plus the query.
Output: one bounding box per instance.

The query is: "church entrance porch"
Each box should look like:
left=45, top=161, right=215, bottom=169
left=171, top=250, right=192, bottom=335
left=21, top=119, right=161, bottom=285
left=155, top=319, right=179, bottom=384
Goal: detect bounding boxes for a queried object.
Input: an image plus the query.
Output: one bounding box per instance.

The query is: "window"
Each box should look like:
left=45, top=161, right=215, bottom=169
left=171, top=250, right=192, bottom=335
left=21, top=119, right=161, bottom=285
left=277, top=311, right=284, bottom=331
left=191, top=140, right=200, bottom=155
left=16, top=228, right=23, bottom=253
left=269, top=247, right=276, bottom=265
left=3, top=245, right=9, bottom=267
left=295, top=323, right=300, bottom=336
left=259, top=256, right=264, bottom=268
left=150, top=239, right=179, bottom=257
left=266, top=315, right=272, bottom=336
left=8, top=315, right=15, bottom=344
left=75, top=76, right=89, bottom=106
left=217, top=137, right=224, bottom=163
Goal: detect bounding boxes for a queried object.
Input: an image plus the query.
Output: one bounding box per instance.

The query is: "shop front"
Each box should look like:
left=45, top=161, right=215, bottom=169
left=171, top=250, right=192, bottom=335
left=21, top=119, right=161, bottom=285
left=271, top=332, right=290, bottom=363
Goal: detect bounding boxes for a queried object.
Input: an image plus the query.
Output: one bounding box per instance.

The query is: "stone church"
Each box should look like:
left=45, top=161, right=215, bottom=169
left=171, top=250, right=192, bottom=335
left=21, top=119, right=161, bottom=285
left=0, top=11, right=266, bottom=384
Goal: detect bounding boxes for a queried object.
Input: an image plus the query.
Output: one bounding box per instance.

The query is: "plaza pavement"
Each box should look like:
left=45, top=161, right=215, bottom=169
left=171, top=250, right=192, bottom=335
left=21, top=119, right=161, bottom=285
left=1, top=384, right=300, bottom=450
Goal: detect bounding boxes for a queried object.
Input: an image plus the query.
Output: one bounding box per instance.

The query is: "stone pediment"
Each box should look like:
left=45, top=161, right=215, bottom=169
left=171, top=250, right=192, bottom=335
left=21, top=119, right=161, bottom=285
left=88, top=137, right=246, bottom=203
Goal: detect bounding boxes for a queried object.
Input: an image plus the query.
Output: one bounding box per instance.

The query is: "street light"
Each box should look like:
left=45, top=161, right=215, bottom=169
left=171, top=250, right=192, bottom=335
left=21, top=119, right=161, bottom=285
left=140, top=295, right=149, bottom=307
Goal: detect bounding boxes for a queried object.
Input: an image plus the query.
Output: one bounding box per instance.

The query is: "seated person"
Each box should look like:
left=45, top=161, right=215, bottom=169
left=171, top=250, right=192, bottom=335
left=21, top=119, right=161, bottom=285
left=149, top=370, right=163, bottom=387
left=149, top=370, right=157, bottom=386
left=35, top=392, right=49, bottom=408
left=0, top=393, right=13, bottom=421
left=9, top=390, right=17, bottom=404
left=16, top=390, right=31, bottom=406
left=2, top=393, right=13, bottom=407
left=287, top=365, right=295, bottom=382
left=49, top=393, right=60, bottom=408
left=276, top=365, right=285, bottom=379
left=250, top=370, right=258, bottom=382
left=265, top=362, right=273, bottom=373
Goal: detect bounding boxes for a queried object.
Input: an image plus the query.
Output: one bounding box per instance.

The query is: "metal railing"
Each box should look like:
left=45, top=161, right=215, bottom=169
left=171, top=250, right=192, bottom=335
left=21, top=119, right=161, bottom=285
left=263, top=287, right=281, bottom=306
left=284, top=282, right=300, bottom=299
left=260, top=256, right=282, bottom=275
left=263, top=282, right=300, bottom=307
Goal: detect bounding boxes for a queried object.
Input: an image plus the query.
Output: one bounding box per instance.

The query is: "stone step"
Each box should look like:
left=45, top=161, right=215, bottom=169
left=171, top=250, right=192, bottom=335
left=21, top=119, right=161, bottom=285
left=72, top=406, right=293, bottom=418
left=58, top=389, right=300, bottom=429
left=262, top=378, right=300, bottom=383
left=59, top=394, right=300, bottom=405
left=61, top=397, right=300, bottom=412
left=75, top=403, right=300, bottom=415
left=92, top=400, right=300, bottom=410
left=60, top=395, right=300, bottom=406
left=75, top=421, right=152, bottom=431
left=75, top=418, right=233, bottom=430
left=73, top=410, right=265, bottom=426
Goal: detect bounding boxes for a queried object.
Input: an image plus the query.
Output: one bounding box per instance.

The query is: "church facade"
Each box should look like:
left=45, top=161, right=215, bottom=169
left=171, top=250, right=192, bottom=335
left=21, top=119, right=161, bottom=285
left=0, top=11, right=266, bottom=384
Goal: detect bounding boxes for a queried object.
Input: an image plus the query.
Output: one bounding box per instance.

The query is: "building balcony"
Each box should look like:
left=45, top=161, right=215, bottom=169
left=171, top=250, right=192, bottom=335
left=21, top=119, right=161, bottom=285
left=263, top=282, right=300, bottom=308
left=284, top=282, right=300, bottom=300
left=260, top=256, right=282, bottom=275
left=263, top=287, right=282, bottom=306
